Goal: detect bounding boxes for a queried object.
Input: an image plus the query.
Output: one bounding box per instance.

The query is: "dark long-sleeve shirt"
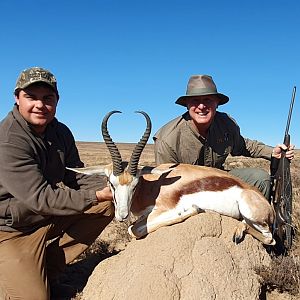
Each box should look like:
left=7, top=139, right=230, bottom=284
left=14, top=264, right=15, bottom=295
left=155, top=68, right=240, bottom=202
left=0, top=105, right=105, bottom=232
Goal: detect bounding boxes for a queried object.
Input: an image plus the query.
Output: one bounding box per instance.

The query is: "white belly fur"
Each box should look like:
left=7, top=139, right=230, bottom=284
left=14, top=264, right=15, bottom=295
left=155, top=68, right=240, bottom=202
left=178, top=186, right=242, bottom=219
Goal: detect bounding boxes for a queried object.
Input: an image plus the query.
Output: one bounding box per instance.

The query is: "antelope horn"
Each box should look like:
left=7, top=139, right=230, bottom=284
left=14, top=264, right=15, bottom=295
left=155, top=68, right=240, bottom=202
left=101, top=111, right=123, bottom=176
left=128, top=111, right=152, bottom=176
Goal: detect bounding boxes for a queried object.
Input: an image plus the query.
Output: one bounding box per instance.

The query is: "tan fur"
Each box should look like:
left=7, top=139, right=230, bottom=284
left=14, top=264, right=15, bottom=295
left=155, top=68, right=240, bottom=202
left=119, top=171, right=134, bottom=185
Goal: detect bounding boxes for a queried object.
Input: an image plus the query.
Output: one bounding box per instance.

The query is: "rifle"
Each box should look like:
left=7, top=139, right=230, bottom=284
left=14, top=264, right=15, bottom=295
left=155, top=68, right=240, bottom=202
left=269, top=86, right=296, bottom=254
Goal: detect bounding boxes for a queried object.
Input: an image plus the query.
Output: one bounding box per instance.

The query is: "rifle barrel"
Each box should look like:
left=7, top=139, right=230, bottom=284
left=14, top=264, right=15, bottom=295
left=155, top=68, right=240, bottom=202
left=284, top=86, right=296, bottom=138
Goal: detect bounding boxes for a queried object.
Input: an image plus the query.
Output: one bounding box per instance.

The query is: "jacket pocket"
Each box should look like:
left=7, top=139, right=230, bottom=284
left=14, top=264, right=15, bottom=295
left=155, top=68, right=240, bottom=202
left=213, top=146, right=231, bottom=169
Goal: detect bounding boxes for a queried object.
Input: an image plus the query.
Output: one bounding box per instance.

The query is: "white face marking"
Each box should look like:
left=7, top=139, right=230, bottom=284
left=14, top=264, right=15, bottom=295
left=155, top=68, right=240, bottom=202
left=108, top=174, right=139, bottom=221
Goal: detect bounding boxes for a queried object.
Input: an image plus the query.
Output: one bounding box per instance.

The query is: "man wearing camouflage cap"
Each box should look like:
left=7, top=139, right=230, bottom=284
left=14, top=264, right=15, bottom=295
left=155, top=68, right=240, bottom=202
left=0, top=67, right=114, bottom=299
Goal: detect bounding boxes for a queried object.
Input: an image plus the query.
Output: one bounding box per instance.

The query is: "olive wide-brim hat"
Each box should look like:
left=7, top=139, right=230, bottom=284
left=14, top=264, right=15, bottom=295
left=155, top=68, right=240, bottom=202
left=175, top=74, right=229, bottom=107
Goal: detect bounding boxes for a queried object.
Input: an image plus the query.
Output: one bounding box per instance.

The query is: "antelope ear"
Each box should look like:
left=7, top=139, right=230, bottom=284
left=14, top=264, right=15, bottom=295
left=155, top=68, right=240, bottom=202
left=66, top=165, right=109, bottom=175
left=137, top=166, right=155, bottom=176
left=137, top=164, right=177, bottom=176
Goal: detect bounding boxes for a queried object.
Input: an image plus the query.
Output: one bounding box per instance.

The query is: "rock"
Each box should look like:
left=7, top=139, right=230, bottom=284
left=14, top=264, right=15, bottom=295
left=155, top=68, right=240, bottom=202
left=82, top=213, right=271, bottom=300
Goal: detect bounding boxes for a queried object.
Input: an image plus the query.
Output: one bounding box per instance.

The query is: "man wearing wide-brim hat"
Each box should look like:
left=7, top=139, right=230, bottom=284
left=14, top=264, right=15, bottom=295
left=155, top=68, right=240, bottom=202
left=154, top=74, right=295, bottom=198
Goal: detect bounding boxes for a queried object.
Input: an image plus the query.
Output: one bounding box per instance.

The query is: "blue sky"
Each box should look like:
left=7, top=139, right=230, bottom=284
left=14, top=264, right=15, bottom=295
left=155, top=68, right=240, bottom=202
left=0, top=0, right=299, bottom=148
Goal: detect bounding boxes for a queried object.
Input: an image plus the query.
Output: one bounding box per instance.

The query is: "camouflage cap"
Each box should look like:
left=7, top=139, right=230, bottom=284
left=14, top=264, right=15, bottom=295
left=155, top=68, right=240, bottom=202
left=14, top=67, right=59, bottom=97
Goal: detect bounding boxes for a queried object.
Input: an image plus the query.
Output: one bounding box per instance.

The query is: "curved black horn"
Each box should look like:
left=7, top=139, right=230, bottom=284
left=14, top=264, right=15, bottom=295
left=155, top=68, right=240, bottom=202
left=101, top=111, right=123, bottom=176
left=128, top=111, right=152, bottom=176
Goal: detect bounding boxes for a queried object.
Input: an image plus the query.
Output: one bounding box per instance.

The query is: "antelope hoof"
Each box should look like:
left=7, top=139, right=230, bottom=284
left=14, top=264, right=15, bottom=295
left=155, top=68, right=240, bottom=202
left=233, top=224, right=246, bottom=244
left=263, top=238, right=276, bottom=246
left=128, top=224, right=147, bottom=239
left=233, top=232, right=244, bottom=244
left=192, top=204, right=204, bottom=214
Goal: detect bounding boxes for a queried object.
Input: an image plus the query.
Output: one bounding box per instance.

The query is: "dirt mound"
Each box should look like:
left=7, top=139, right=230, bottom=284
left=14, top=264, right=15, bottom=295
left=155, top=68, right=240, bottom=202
left=82, top=213, right=271, bottom=300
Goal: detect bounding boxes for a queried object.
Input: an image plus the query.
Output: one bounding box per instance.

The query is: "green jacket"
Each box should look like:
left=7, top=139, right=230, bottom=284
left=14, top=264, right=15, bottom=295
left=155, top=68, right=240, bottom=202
left=154, top=111, right=273, bottom=168
left=0, top=105, right=105, bottom=232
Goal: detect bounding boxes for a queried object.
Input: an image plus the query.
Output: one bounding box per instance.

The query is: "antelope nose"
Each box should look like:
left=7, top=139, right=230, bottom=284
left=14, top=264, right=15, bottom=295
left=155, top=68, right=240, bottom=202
left=115, top=215, right=123, bottom=222
left=119, top=212, right=129, bottom=220
left=115, top=210, right=129, bottom=221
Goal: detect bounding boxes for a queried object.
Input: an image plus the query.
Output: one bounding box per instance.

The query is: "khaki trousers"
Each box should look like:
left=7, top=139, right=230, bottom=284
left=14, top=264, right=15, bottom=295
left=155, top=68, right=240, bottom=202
left=0, top=200, right=114, bottom=300
left=229, top=167, right=271, bottom=199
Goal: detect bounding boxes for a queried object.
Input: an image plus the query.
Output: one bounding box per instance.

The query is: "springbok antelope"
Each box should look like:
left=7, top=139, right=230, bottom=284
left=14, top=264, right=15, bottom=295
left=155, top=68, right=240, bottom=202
left=68, top=111, right=275, bottom=245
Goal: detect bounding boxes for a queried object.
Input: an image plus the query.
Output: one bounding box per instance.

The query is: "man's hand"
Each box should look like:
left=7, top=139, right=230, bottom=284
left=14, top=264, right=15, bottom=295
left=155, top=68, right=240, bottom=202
left=96, top=186, right=113, bottom=202
left=272, top=144, right=295, bottom=160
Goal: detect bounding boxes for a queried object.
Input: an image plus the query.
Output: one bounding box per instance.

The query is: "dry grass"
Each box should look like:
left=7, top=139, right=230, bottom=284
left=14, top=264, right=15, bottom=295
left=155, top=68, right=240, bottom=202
left=257, top=254, right=300, bottom=295
left=76, top=142, right=155, bottom=167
